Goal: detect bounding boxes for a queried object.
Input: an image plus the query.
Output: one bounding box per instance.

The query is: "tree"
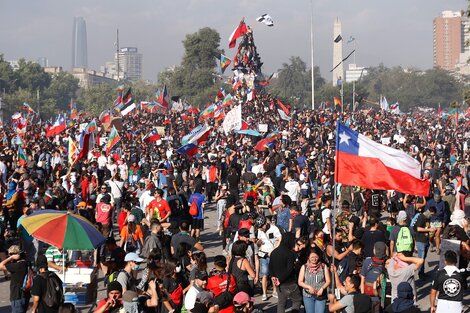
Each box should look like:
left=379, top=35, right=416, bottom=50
left=0, top=54, right=16, bottom=93
left=158, top=27, right=221, bottom=106
left=44, top=72, right=80, bottom=112
left=15, top=59, right=51, bottom=91
left=77, top=84, right=115, bottom=116
left=268, top=56, right=325, bottom=107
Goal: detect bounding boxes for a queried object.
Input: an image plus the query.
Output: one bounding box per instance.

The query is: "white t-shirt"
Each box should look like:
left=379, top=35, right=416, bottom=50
left=285, top=180, right=300, bottom=202
left=322, top=208, right=331, bottom=234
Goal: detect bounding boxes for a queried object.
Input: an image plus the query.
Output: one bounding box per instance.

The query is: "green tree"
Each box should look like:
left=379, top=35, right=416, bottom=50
left=44, top=72, right=80, bottom=112
left=0, top=54, right=16, bottom=93
left=15, top=59, right=51, bottom=91
left=158, top=27, right=221, bottom=106
left=268, top=56, right=324, bottom=107
left=77, top=83, right=115, bottom=116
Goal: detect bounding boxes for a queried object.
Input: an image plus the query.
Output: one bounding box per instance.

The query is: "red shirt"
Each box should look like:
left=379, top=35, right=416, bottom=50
left=207, top=273, right=237, bottom=313
left=147, top=198, right=171, bottom=221
left=95, top=298, right=123, bottom=313
left=117, top=211, right=127, bottom=231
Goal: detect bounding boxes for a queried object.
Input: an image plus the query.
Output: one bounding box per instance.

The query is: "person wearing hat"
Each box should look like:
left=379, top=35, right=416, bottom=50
left=192, top=291, right=220, bottom=313
left=232, top=291, right=260, bottom=313
left=95, top=281, right=124, bottom=313
left=443, top=209, right=470, bottom=268
left=0, top=245, right=28, bottom=313
left=119, top=214, right=144, bottom=255
left=389, top=211, right=413, bottom=255
left=184, top=270, right=209, bottom=311
left=31, top=255, right=64, bottom=313
left=116, top=252, right=144, bottom=294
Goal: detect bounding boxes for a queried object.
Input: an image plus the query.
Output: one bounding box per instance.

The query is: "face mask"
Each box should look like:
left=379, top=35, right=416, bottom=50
left=132, top=264, right=140, bottom=271
left=175, top=266, right=182, bottom=273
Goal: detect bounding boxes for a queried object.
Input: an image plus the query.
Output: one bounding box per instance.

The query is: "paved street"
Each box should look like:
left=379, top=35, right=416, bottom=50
left=0, top=203, right=467, bottom=312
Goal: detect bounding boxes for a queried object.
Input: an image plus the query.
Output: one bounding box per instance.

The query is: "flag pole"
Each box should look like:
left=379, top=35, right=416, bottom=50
left=310, top=0, right=315, bottom=110
left=331, top=120, right=339, bottom=291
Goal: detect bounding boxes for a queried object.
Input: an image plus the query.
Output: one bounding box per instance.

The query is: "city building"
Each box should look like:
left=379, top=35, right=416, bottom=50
left=345, top=64, right=368, bottom=83
left=433, top=10, right=468, bottom=71
left=332, top=17, right=343, bottom=86
left=72, top=17, right=88, bottom=69
left=36, top=57, right=49, bottom=67
left=116, top=47, right=142, bottom=81
left=71, top=67, right=117, bottom=89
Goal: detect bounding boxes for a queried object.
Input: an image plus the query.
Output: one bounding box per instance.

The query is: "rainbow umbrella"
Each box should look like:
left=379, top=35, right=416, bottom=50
left=20, top=210, right=105, bottom=250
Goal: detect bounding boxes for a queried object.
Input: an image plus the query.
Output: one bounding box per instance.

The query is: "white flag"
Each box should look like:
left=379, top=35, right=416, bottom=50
left=223, top=105, right=242, bottom=135
left=277, top=109, right=291, bottom=121
left=257, top=14, right=274, bottom=27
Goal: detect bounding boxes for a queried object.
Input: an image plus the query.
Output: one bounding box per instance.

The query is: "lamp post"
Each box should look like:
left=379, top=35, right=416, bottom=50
left=310, top=0, right=315, bottom=110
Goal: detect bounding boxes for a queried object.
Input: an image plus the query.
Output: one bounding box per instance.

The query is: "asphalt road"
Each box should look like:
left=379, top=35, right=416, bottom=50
left=0, top=203, right=468, bottom=312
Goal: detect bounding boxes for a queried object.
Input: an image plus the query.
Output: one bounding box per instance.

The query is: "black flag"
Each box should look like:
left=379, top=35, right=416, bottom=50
left=334, top=34, right=342, bottom=43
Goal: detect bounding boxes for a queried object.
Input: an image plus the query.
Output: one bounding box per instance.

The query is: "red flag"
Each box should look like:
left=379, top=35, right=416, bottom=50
left=229, top=19, right=248, bottom=48
left=158, top=85, right=169, bottom=109
left=334, top=97, right=342, bottom=106
left=144, top=132, right=161, bottom=143
left=276, top=99, right=290, bottom=115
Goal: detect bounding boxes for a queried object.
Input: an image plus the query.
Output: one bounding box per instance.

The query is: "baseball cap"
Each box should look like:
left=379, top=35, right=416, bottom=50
left=196, top=291, right=214, bottom=305
left=233, top=291, right=255, bottom=306
left=36, top=255, right=48, bottom=269
left=8, top=245, right=20, bottom=255
left=194, top=270, right=209, bottom=281
left=127, top=214, right=135, bottom=223
left=124, top=252, right=144, bottom=263
left=238, top=228, right=250, bottom=237
left=397, top=211, right=407, bottom=223
left=77, top=201, right=87, bottom=208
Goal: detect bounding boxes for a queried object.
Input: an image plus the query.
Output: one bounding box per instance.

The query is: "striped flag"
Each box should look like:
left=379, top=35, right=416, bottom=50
left=85, top=118, right=97, bottom=133
left=229, top=19, right=248, bottom=48
left=106, top=126, right=121, bottom=155
left=18, top=147, right=27, bottom=166
left=68, top=138, right=78, bottom=165
left=219, top=54, right=231, bottom=73
left=157, top=85, right=169, bottom=109
left=23, top=103, right=35, bottom=114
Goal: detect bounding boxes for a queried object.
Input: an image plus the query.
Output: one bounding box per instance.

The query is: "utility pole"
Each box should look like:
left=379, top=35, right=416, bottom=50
left=310, top=0, right=315, bottom=110
left=116, top=29, right=120, bottom=81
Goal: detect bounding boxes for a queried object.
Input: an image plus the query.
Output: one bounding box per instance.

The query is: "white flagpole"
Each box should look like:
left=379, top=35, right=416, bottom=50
left=310, top=0, right=315, bottom=110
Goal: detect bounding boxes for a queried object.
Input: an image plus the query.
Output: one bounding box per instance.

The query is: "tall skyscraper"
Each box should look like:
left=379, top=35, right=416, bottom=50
left=72, top=17, right=88, bottom=69
left=332, top=17, right=343, bottom=86
left=116, top=47, right=143, bottom=81
left=433, top=11, right=467, bottom=71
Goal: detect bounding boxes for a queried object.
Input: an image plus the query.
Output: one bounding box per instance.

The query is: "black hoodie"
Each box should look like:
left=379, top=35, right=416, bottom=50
left=269, top=232, right=296, bottom=284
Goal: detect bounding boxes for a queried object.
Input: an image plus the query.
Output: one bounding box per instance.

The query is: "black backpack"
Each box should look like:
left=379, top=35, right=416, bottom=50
left=125, top=232, right=138, bottom=253
left=352, top=292, right=372, bottom=313
left=41, top=271, right=64, bottom=308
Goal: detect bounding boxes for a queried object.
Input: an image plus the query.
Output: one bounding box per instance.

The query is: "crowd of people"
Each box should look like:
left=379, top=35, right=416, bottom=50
left=0, top=26, right=469, bottom=313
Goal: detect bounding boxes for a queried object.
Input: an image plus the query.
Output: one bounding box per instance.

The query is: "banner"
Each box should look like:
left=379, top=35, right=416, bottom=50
left=258, top=124, right=268, bottom=133
left=223, top=105, right=242, bottom=135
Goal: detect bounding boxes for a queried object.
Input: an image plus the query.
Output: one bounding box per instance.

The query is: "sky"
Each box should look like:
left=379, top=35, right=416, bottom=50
left=0, top=0, right=466, bottom=82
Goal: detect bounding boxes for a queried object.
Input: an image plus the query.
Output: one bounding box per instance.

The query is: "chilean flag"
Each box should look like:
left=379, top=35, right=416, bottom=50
left=177, top=143, right=198, bottom=158
left=229, top=19, right=248, bottom=48
left=46, top=115, right=66, bottom=137
left=335, top=123, right=429, bottom=196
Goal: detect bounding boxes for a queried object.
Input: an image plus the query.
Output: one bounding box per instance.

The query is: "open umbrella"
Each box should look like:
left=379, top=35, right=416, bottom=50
left=20, top=210, right=105, bottom=250
left=237, top=129, right=262, bottom=137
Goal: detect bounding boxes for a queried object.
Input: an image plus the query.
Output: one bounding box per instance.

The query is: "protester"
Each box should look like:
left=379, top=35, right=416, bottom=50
left=0, top=245, right=28, bottom=313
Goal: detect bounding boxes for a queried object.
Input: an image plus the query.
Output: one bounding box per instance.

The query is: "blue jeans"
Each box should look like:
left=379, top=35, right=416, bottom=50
left=11, top=297, right=28, bottom=313
left=303, top=296, right=326, bottom=313
left=416, top=241, right=429, bottom=275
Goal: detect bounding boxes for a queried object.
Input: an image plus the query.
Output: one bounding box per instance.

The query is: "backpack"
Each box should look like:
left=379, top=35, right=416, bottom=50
left=214, top=258, right=235, bottom=309
left=189, top=199, right=198, bottom=217
left=125, top=231, right=138, bottom=253
left=351, top=193, right=364, bottom=213
left=395, top=226, right=413, bottom=253
left=22, top=265, right=35, bottom=292
left=352, top=293, right=372, bottom=313
left=41, top=271, right=64, bottom=308
left=363, top=257, right=385, bottom=297
left=314, top=209, right=325, bottom=230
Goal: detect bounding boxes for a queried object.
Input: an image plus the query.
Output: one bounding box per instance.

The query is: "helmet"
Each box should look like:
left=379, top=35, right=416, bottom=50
left=255, top=215, right=266, bottom=228
left=247, top=211, right=258, bottom=220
